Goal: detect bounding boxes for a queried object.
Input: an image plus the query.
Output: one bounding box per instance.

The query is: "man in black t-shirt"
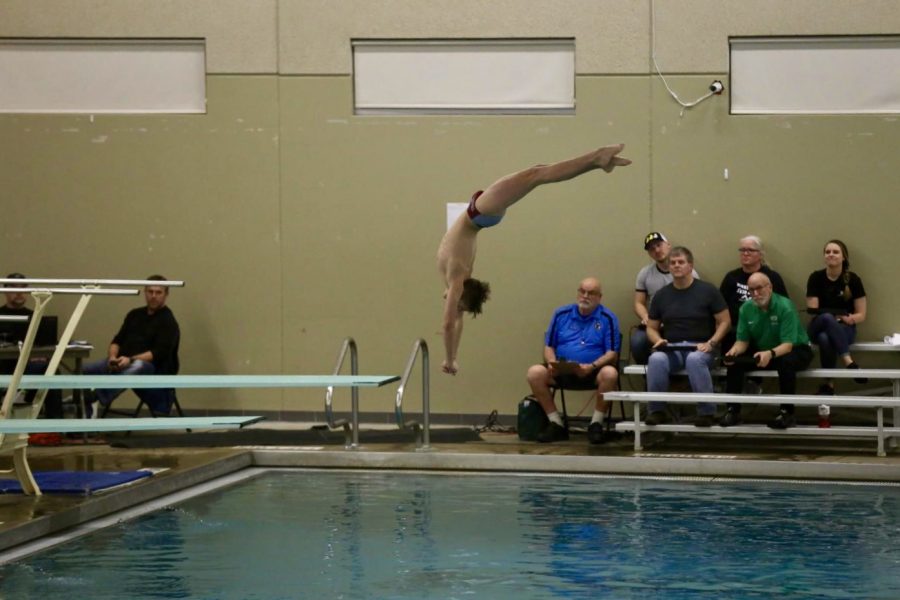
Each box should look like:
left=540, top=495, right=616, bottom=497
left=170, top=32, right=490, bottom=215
left=645, top=247, right=730, bottom=427
left=83, top=274, right=180, bottom=415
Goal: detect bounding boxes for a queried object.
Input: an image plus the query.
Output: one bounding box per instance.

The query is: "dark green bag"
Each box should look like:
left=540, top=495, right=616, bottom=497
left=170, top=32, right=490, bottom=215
left=517, top=395, right=549, bottom=441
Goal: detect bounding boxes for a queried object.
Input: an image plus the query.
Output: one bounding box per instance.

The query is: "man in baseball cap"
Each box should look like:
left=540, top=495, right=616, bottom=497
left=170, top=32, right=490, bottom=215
left=643, top=231, right=668, bottom=249
left=631, top=232, right=698, bottom=364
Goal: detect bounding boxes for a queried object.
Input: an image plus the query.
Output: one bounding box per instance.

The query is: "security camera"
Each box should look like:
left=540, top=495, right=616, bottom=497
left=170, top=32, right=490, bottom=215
left=710, top=80, right=724, bottom=94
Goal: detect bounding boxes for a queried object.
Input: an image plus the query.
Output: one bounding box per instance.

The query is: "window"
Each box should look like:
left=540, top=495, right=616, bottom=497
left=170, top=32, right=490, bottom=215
left=353, top=39, right=575, bottom=115
left=730, top=36, right=900, bottom=114
left=0, top=39, right=206, bottom=114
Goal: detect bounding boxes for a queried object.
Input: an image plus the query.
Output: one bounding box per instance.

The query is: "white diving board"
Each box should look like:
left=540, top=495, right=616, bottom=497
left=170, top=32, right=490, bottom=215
left=0, top=416, right=262, bottom=434
left=0, top=373, right=400, bottom=496
left=3, top=374, right=402, bottom=389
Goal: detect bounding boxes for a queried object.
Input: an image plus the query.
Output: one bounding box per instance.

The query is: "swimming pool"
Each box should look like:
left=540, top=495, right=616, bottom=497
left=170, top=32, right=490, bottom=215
left=1, top=470, right=899, bottom=599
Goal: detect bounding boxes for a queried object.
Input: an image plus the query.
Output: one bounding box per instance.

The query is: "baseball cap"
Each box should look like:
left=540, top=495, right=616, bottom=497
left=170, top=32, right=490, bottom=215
left=3, top=272, right=25, bottom=288
left=643, top=232, right=668, bottom=250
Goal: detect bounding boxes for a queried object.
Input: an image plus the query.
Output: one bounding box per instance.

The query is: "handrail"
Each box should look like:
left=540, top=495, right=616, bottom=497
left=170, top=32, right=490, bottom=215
left=0, top=278, right=184, bottom=287
left=324, top=337, right=359, bottom=448
left=395, top=338, right=430, bottom=450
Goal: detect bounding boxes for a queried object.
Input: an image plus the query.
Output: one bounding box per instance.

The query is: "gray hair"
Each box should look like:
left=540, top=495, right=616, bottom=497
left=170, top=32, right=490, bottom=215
left=741, top=235, right=767, bottom=265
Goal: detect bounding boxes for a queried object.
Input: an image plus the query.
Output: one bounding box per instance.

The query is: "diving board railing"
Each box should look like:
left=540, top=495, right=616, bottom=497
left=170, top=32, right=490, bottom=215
left=0, top=278, right=186, bottom=287
left=395, top=338, right=431, bottom=450
left=325, top=337, right=360, bottom=448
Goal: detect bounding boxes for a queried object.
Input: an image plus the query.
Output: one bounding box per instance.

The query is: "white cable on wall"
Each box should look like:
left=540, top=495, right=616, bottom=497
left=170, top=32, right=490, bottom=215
left=650, top=0, right=721, bottom=116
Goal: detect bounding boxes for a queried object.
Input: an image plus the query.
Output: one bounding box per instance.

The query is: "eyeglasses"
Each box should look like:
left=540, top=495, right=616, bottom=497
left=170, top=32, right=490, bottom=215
left=748, top=283, right=770, bottom=294
left=738, top=248, right=760, bottom=254
left=577, top=288, right=600, bottom=297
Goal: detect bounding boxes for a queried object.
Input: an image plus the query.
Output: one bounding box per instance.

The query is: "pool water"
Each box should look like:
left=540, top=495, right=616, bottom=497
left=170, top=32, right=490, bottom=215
left=2, top=471, right=900, bottom=599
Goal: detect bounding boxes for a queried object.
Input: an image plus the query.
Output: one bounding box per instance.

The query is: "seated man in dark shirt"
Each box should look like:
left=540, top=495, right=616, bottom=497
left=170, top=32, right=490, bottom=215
left=83, top=274, right=180, bottom=415
left=0, top=272, right=64, bottom=419
left=645, top=247, right=730, bottom=427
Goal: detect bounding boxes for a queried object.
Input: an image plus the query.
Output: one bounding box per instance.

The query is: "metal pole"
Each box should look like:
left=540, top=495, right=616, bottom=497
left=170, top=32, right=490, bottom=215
left=350, top=341, right=359, bottom=449
left=421, top=340, right=430, bottom=450
left=0, top=278, right=184, bottom=287
left=0, top=287, right=137, bottom=295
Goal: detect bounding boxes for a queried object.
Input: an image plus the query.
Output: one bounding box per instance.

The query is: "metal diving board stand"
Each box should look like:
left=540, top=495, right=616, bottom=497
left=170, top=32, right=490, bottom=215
left=0, top=279, right=183, bottom=496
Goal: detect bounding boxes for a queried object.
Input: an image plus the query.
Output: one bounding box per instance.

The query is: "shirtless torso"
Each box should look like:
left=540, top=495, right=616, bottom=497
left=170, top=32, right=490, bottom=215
left=437, top=144, right=631, bottom=375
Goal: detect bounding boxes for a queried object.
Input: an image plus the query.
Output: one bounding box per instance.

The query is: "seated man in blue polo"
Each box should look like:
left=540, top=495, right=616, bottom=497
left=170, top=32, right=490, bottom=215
left=83, top=274, right=180, bottom=415
left=525, top=277, right=621, bottom=444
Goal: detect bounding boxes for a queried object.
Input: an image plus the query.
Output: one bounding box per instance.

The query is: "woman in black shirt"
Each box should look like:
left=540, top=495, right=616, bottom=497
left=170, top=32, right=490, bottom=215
left=805, top=239, right=867, bottom=394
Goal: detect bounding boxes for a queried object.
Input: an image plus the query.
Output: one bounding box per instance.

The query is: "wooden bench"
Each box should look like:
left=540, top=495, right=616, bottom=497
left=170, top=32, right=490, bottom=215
left=605, top=390, right=900, bottom=457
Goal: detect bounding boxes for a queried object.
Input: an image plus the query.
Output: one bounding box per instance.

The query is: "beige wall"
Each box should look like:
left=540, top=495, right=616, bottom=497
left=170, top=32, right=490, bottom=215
left=278, top=0, right=649, bottom=74
left=1, top=1, right=898, bottom=418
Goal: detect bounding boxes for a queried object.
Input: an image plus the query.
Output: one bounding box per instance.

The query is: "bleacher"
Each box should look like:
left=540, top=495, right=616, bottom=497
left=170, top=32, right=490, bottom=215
left=608, top=342, right=900, bottom=456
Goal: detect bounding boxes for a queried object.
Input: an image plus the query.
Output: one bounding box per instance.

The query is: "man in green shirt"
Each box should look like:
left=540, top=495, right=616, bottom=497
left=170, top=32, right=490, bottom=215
left=722, top=272, right=813, bottom=429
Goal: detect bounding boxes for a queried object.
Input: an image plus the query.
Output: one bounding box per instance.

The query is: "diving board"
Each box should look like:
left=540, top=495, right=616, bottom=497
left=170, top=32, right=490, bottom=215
left=1, top=373, right=399, bottom=496
left=3, top=374, right=402, bottom=389
left=0, top=413, right=265, bottom=496
left=0, top=416, right=262, bottom=434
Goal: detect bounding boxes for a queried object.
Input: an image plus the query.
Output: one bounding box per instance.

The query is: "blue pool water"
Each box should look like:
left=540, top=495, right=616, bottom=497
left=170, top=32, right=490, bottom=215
left=2, top=471, right=900, bottom=599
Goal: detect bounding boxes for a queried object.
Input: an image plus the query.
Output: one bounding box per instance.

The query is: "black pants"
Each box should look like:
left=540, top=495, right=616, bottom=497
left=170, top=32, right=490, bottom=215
left=725, top=344, right=813, bottom=413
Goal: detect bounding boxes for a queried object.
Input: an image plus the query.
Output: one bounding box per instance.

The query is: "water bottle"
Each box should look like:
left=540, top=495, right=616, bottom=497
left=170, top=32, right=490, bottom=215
left=818, top=404, right=831, bottom=428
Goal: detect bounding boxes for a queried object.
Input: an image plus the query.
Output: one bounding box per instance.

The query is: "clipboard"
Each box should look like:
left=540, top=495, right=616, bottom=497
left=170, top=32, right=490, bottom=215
left=549, top=360, right=581, bottom=375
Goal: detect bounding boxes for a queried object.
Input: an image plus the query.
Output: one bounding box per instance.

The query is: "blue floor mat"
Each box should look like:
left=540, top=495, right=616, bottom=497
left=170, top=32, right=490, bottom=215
left=0, top=470, right=153, bottom=495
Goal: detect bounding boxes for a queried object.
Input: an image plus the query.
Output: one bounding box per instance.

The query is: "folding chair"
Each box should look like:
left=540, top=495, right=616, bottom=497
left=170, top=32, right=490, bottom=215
left=99, top=331, right=186, bottom=423
left=551, top=366, right=626, bottom=432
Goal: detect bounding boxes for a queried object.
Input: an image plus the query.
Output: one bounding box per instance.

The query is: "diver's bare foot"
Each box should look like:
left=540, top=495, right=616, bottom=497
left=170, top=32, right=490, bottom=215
left=595, top=144, right=631, bottom=172
left=602, top=155, right=632, bottom=173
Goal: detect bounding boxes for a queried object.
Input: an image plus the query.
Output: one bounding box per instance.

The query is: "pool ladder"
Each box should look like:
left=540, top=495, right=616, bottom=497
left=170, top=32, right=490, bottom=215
left=324, top=337, right=431, bottom=451
left=395, top=338, right=431, bottom=451
left=324, top=337, right=360, bottom=448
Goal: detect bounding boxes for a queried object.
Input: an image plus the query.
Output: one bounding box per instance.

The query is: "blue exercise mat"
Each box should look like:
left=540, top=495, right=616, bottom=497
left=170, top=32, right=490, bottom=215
left=0, top=470, right=154, bottom=495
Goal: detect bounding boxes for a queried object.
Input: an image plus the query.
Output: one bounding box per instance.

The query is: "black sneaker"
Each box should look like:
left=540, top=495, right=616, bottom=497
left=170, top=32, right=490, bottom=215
left=587, top=422, right=607, bottom=445
left=644, top=411, right=670, bottom=426
left=536, top=421, right=569, bottom=443
left=848, top=362, right=868, bottom=384
left=719, top=409, right=742, bottom=427
left=694, top=414, right=715, bottom=428
left=816, top=384, right=835, bottom=396
left=768, top=410, right=796, bottom=429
